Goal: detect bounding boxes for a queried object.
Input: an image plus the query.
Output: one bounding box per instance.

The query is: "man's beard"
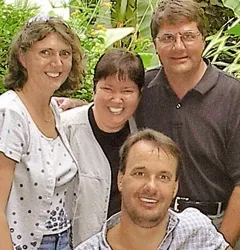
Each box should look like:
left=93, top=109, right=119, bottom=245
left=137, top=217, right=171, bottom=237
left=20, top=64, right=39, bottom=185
left=122, top=198, right=167, bottom=229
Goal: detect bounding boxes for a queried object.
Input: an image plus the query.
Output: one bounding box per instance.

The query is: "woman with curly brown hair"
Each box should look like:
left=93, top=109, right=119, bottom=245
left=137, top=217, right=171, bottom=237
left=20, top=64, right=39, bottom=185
left=0, top=15, right=84, bottom=249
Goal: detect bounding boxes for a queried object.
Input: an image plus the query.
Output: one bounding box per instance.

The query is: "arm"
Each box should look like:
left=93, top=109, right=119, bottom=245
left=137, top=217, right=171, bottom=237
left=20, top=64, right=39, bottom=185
left=54, top=97, right=88, bottom=111
left=219, top=185, right=240, bottom=247
left=0, top=152, right=16, bottom=250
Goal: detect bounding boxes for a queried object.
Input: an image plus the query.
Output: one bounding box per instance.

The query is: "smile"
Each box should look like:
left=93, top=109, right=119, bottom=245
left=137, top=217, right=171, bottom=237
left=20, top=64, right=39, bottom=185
left=140, top=197, right=158, bottom=204
left=109, top=107, right=123, bottom=114
left=46, top=72, right=61, bottom=78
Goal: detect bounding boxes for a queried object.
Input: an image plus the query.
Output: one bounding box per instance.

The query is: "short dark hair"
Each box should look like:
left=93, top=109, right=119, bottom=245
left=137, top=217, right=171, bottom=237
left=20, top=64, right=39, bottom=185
left=151, top=0, right=207, bottom=42
left=93, top=49, right=145, bottom=92
left=119, top=129, right=182, bottom=180
left=4, top=16, right=84, bottom=92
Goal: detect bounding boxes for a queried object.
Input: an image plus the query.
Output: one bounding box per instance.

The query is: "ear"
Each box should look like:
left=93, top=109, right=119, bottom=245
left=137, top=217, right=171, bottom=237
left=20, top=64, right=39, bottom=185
left=173, top=180, right=179, bottom=199
left=153, top=39, right=159, bottom=54
left=18, top=52, right=26, bottom=68
left=201, top=37, right=206, bottom=52
left=117, top=172, right=124, bottom=192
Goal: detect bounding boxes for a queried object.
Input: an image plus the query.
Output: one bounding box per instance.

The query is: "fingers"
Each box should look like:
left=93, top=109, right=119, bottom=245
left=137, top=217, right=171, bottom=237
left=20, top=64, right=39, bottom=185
left=53, top=97, right=73, bottom=111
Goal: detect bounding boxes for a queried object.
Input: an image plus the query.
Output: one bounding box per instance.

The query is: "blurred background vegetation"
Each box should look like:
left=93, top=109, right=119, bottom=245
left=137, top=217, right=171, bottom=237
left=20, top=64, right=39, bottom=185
left=0, top=0, right=239, bottom=101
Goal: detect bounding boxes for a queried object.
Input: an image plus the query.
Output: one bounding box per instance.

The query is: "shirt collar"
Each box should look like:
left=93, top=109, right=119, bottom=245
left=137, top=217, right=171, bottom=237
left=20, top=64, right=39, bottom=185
left=101, top=212, right=121, bottom=248
left=101, top=210, right=180, bottom=249
left=148, top=59, right=219, bottom=96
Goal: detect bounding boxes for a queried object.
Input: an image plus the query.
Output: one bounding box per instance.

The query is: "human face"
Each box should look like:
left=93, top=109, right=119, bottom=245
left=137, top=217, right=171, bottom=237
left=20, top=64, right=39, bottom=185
left=19, top=32, right=72, bottom=93
left=155, top=18, right=205, bottom=76
left=118, top=140, right=178, bottom=228
left=93, top=75, right=140, bottom=132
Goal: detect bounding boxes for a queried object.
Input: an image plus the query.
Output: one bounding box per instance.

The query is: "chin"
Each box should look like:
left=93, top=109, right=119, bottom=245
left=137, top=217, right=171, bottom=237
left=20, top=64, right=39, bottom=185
left=171, top=65, right=192, bottom=75
left=132, top=214, right=163, bottom=229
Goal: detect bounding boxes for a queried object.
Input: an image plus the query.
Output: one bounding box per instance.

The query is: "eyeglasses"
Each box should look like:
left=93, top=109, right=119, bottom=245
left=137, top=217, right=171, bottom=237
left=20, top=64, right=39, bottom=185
left=157, top=31, right=201, bottom=46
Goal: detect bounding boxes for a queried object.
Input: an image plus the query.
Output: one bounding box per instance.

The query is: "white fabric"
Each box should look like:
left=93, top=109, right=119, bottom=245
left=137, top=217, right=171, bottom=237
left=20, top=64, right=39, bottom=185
left=0, top=90, right=79, bottom=249
left=61, top=103, right=138, bottom=245
left=76, top=208, right=230, bottom=250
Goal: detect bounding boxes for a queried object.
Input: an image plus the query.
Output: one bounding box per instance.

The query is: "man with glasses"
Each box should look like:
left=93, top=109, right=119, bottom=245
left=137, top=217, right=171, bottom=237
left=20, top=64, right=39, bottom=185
left=135, top=0, right=240, bottom=248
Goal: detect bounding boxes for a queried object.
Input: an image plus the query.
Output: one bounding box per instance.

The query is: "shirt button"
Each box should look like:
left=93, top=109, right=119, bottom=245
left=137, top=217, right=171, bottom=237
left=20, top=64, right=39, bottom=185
left=176, top=103, right=181, bottom=109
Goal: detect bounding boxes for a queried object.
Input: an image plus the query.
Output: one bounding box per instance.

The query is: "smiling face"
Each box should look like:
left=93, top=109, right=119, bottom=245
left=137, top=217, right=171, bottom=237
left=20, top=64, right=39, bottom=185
left=155, top=18, right=205, bottom=77
left=118, top=140, right=178, bottom=228
left=93, top=74, right=140, bottom=132
left=19, top=32, right=72, bottom=93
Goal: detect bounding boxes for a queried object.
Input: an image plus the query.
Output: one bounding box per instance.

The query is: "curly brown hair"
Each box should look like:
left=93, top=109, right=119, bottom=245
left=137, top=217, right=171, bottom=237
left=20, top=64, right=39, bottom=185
left=4, top=16, right=84, bottom=92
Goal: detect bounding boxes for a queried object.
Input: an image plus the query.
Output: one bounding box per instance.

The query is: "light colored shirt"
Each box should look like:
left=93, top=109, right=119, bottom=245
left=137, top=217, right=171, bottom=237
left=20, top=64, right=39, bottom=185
left=75, top=208, right=229, bottom=250
left=0, top=90, right=79, bottom=249
left=61, top=103, right=138, bottom=245
left=44, top=136, right=77, bottom=234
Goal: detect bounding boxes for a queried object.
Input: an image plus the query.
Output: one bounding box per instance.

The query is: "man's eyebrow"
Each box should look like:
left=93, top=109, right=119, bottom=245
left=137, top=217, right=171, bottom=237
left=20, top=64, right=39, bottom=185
left=131, top=166, right=146, bottom=171
left=158, top=170, right=172, bottom=175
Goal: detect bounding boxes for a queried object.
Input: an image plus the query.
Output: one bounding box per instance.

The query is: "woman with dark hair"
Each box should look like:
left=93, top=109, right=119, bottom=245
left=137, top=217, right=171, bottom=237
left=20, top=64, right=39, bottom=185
left=61, top=48, right=145, bottom=243
left=0, top=16, right=84, bottom=249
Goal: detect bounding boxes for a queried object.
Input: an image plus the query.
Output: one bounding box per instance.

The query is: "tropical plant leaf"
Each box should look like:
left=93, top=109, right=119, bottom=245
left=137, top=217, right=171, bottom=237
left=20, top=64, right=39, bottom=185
left=226, top=24, right=240, bottom=35
left=101, top=27, right=135, bottom=48
left=222, top=0, right=240, bottom=17
left=137, top=0, right=158, bottom=37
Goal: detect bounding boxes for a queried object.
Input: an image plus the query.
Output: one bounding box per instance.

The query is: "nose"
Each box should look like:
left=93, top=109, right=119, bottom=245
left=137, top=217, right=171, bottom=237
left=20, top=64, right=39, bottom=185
left=51, top=55, right=63, bottom=67
left=172, top=34, right=185, bottom=50
left=143, top=177, right=158, bottom=194
left=111, top=92, right=123, bottom=104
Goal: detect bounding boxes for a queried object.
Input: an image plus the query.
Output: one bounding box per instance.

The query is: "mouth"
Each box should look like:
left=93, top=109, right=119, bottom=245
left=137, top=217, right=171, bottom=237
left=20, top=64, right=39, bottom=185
left=109, top=107, right=124, bottom=115
left=45, top=72, right=61, bottom=78
left=171, top=56, right=188, bottom=61
left=140, top=197, right=158, bottom=204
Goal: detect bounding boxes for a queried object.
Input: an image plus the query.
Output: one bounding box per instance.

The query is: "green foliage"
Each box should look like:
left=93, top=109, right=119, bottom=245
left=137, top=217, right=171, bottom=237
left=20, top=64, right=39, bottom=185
left=222, top=0, right=240, bottom=17
left=0, top=0, right=38, bottom=94
left=62, top=1, right=137, bottom=101
left=197, top=0, right=235, bottom=35
left=203, top=18, right=240, bottom=78
left=0, top=0, right=239, bottom=101
left=108, top=0, right=159, bottom=67
left=66, top=1, right=109, bottom=101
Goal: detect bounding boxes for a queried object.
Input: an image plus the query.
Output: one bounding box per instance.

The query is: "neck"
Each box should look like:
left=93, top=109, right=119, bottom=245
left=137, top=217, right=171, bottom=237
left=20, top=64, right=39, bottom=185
left=165, top=59, right=207, bottom=100
left=21, top=83, right=52, bottom=105
left=107, top=212, right=168, bottom=250
left=17, top=84, right=54, bottom=123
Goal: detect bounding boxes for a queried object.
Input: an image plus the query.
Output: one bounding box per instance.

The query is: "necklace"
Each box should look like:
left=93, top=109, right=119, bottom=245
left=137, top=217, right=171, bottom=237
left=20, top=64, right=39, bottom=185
left=42, top=108, right=54, bottom=123
left=32, top=101, right=54, bottom=123
left=33, top=103, right=54, bottom=123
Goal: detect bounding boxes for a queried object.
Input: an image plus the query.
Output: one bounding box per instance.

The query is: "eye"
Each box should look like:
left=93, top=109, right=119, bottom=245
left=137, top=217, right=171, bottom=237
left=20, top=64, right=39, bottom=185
left=40, top=50, right=50, bottom=56
left=123, top=89, right=134, bottom=94
left=160, top=34, right=175, bottom=43
left=158, top=174, right=171, bottom=182
left=133, top=171, right=145, bottom=177
left=182, top=32, right=196, bottom=41
left=100, top=87, right=112, bottom=92
left=60, top=50, right=72, bottom=59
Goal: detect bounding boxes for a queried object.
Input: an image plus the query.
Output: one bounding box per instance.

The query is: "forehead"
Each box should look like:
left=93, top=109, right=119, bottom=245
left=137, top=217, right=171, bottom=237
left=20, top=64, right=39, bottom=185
left=126, top=140, right=177, bottom=172
left=97, top=74, right=138, bottom=88
left=31, top=32, right=71, bottom=50
left=158, top=18, right=199, bottom=34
